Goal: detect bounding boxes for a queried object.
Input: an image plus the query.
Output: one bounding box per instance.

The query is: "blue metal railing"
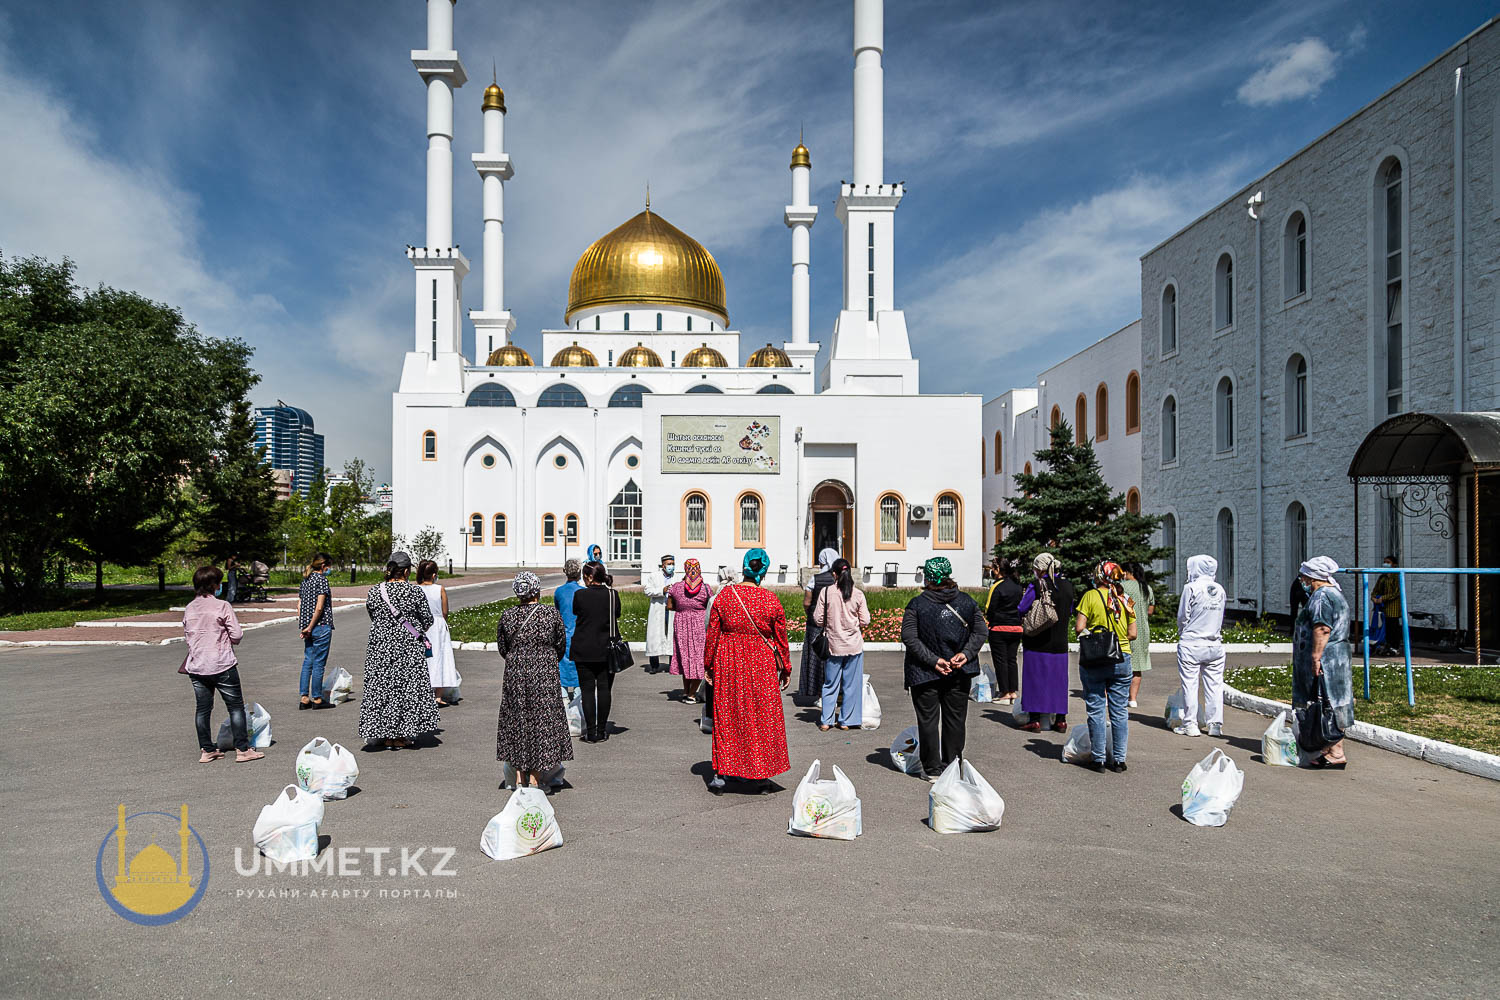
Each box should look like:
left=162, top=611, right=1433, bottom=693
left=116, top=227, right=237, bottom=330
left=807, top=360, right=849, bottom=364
left=1341, top=566, right=1500, bottom=706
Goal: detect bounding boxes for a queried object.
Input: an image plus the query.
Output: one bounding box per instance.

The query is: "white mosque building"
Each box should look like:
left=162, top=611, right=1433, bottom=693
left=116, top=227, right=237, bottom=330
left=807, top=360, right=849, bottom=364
left=391, top=0, right=982, bottom=584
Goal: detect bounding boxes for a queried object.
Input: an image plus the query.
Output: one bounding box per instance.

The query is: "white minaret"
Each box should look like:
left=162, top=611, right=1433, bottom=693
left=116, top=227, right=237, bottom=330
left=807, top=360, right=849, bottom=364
left=823, top=0, right=918, bottom=395
left=470, top=70, right=516, bottom=362
left=782, top=137, right=819, bottom=371
left=407, top=0, right=469, bottom=359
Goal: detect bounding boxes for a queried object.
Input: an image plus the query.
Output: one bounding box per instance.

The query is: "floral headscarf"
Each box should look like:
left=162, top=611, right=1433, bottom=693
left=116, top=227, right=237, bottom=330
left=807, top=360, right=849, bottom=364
left=513, top=571, right=541, bottom=600
left=1093, top=560, right=1128, bottom=614
left=683, top=558, right=703, bottom=593
left=922, top=557, right=952, bottom=586
left=742, top=548, right=770, bottom=584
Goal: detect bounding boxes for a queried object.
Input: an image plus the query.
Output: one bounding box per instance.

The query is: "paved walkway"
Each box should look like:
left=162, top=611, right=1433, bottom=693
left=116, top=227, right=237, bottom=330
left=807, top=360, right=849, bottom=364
left=1, top=586, right=1495, bottom=999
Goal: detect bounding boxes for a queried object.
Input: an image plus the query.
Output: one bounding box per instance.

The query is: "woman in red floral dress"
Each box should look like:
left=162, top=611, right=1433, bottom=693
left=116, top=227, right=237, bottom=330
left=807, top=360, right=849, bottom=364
left=703, top=548, right=790, bottom=793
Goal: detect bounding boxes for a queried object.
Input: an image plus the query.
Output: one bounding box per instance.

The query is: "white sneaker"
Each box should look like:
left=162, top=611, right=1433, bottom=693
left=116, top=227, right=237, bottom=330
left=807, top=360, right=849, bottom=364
left=1128, top=699, right=1138, bottom=708
left=1174, top=722, right=1202, bottom=737
left=1207, top=722, right=1223, bottom=737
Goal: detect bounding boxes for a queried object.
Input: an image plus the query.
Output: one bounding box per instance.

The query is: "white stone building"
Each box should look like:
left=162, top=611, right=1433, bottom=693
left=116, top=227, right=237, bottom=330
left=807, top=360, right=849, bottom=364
left=391, top=0, right=983, bottom=583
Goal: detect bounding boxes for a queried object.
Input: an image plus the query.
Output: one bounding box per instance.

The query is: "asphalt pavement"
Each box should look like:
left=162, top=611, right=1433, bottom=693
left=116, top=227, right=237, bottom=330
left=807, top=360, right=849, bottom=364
left=1, top=576, right=1496, bottom=1000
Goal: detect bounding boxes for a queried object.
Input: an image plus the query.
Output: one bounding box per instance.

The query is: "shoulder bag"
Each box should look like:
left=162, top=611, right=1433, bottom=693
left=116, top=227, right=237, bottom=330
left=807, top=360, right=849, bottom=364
left=730, top=585, right=788, bottom=679
left=605, top=586, right=634, bottom=674
left=1077, top=590, right=1125, bottom=669
left=1296, top=673, right=1345, bottom=752
left=810, top=587, right=832, bottom=661
left=1021, top=579, right=1059, bottom=636
left=380, top=582, right=433, bottom=658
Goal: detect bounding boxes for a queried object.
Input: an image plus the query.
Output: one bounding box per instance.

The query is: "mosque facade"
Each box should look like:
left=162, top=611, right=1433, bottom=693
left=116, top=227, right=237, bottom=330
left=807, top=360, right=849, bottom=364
left=391, top=0, right=982, bottom=584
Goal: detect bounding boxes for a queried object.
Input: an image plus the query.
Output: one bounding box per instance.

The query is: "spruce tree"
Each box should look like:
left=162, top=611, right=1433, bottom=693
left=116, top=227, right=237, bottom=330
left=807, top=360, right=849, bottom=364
left=193, top=398, right=283, bottom=565
left=994, top=421, right=1169, bottom=584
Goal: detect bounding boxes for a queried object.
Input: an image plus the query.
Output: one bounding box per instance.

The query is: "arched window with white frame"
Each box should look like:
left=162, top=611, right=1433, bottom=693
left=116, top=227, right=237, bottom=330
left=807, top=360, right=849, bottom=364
left=469, top=512, right=484, bottom=544
left=1283, top=211, right=1308, bottom=299
left=1161, top=283, right=1178, bottom=354
left=1214, top=253, right=1234, bottom=330
left=1215, top=376, right=1235, bottom=453
left=422, top=430, right=437, bottom=461
left=1285, top=354, right=1309, bottom=439
left=1285, top=502, right=1308, bottom=584
left=1160, top=395, right=1178, bottom=465
left=1217, top=508, right=1236, bottom=597
left=492, top=513, right=507, bottom=545
left=541, top=513, right=556, bottom=545
left=1376, top=157, right=1405, bottom=414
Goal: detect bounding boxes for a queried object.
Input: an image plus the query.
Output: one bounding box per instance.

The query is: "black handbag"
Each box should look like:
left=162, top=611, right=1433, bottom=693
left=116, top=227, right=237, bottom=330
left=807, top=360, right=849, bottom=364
left=605, top=587, right=633, bottom=674
left=1296, top=674, right=1344, bottom=751
left=810, top=586, right=831, bottom=661
left=1077, top=592, right=1125, bottom=669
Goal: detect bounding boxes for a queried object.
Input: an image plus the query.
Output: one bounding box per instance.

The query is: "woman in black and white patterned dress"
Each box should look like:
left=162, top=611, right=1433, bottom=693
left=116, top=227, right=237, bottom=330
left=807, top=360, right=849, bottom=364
left=495, top=571, right=573, bottom=789
left=359, top=552, right=441, bottom=749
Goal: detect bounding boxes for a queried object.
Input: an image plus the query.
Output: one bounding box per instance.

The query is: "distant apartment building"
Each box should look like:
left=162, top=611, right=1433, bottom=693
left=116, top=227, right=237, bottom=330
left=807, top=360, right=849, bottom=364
left=254, top=402, right=325, bottom=498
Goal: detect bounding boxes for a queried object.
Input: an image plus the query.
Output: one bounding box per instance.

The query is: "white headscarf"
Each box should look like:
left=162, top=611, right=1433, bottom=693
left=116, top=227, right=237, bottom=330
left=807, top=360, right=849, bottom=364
left=1299, top=556, right=1341, bottom=586
left=817, top=547, right=840, bottom=573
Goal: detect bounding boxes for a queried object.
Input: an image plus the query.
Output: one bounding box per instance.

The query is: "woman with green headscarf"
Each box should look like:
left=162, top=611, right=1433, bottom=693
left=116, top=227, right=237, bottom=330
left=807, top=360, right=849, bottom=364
left=702, top=548, right=791, bottom=793
left=900, top=557, right=987, bottom=781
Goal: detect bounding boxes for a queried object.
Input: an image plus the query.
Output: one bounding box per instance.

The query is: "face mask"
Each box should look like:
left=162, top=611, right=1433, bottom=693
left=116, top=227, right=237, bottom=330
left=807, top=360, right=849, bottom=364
left=663, top=567, right=674, bottom=577
left=1299, top=579, right=1312, bottom=595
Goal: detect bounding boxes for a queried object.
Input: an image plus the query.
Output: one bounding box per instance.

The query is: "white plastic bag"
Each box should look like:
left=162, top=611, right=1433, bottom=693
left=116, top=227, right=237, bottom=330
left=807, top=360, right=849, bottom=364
left=1061, top=721, right=1113, bottom=763
left=1181, top=748, right=1245, bottom=827
left=971, top=664, right=998, bottom=703
left=480, top=787, right=563, bottom=860
left=295, top=737, right=360, bottom=800
left=888, top=725, right=923, bottom=775
left=501, top=762, right=566, bottom=790
left=217, top=702, right=272, bottom=750
left=928, top=758, right=1005, bottom=834
left=860, top=674, right=882, bottom=730
left=252, top=784, right=324, bottom=864
left=564, top=688, right=584, bottom=738
left=1261, top=712, right=1298, bottom=767
left=322, top=667, right=354, bottom=706
left=787, top=760, right=863, bottom=841
left=1165, top=689, right=1209, bottom=730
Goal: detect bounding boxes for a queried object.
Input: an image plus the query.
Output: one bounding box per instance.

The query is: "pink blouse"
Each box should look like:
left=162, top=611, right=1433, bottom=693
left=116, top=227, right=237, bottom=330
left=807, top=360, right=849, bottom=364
left=181, top=595, right=243, bottom=675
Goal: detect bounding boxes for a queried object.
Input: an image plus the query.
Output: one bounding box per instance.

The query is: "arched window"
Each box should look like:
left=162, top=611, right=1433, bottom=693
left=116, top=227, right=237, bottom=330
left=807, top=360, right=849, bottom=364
left=1215, top=376, right=1235, bottom=453
left=1074, top=394, right=1087, bottom=445
left=1284, top=212, right=1308, bottom=299
left=935, top=492, right=962, bottom=548
left=686, top=316, right=693, bottom=332
left=538, top=384, right=588, bottom=407
left=541, top=513, right=556, bottom=545
left=1125, top=371, right=1140, bottom=434
left=1215, top=253, right=1234, bottom=330
left=492, top=513, right=507, bottom=544
left=1024, top=461, right=1032, bottom=476
left=1161, top=283, right=1178, bottom=354
left=469, top=512, right=484, bottom=544
left=1161, top=396, right=1178, bottom=464
left=993, top=431, right=1002, bottom=473
left=877, top=492, right=905, bottom=549
left=608, top=384, right=652, bottom=407
left=623, top=312, right=630, bottom=331
left=656, top=312, right=663, bottom=331
left=682, top=491, right=710, bottom=547
left=757, top=383, right=794, bottom=394
left=594, top=316, right=600, bottom=331
left=736, top=492, right=763, bottom=546
left=1160, top=513, right=1177, bottom=589
left=466, top=384, right=516, bottom=407
left=1378, top=158, right=1404, bottom=414
left=1126, top=488, right=1141, bottom=514
left=1095, top=383, right=1109, bottom=441
left=1286, top=502, right=1308, bottom=583
left=1049, top=405, right=1061, bottom=430
left=686, top=383, right=723, bottom=394
left=565, top=513, right=579, bottom=543
left=422, top=430, right=437, bottom=461
left=1217, top=508, right=1236, bottom=597
left=1285, top=354, right=1309, bottom=438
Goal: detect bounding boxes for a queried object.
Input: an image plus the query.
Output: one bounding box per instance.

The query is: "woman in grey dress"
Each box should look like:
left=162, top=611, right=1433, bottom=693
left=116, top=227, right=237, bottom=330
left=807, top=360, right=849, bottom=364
left=495, top=572, right=574, bottom=790
left=359, top=551, right=441, bottom=749
left=1292, top=556, right=1355, bottom=769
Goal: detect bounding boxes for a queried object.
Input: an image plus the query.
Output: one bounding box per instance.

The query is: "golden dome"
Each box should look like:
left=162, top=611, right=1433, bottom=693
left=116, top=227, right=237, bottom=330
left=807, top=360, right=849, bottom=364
left=617, top=343, right=664, bottom=368
left=565, top=210, right=728, bottom=325
left=550, top=341, right=599, bottom=367
left=127, top=843, right=179, bottom=880
left=483, top=83, right=506, bottom=113
left=746, top=343, right=792, bottom=368
left=790, top=142, right=811, bottom=169
left=681, top=344, right=728, bottom=368
left=485, top=344, right=532, bottom=366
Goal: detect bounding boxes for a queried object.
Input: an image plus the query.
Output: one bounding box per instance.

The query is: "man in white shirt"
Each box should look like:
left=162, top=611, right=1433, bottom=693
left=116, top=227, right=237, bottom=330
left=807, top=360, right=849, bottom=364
left=642, top=555, right=676, bottom=673
left=1176, top=554, right=1226, bottom=737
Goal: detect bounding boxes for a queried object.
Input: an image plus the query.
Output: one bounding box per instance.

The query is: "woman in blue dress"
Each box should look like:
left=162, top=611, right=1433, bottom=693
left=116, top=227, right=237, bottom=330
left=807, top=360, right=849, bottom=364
left=553, top=558, right=583, bottom=694
left=1291, top=556, right=1354, bottom=769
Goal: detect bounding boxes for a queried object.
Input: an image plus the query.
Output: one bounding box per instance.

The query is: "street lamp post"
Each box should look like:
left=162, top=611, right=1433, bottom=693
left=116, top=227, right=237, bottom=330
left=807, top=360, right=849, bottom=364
left=282, top=533, right=288, bottom=570
left=458, top=526, right=471, bottom=571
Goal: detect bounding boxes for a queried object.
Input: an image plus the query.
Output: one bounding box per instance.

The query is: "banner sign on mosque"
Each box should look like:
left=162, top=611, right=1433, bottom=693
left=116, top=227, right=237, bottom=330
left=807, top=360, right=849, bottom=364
left=660, top=416, right=781, bottom=474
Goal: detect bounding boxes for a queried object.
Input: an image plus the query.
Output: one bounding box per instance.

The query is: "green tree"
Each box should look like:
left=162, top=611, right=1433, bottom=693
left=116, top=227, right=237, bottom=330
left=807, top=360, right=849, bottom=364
left=995, top=421, right=1169, bottom=584
left=327, top=458, right=375, bottom=566
left=281, top=472, right=331, bottom=567
left=192, top=398, right=283, bottom=565
left=409, top=525, right=447, bottom=566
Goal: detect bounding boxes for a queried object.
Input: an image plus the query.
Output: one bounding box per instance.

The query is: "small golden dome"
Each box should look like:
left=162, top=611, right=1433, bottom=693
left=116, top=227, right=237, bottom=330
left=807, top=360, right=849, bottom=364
left=746, top=343, right=792, bottom=368
left=550, top=341, right=599, bottom=367
left=482, top=83, right=506, bottom=113
left=790, top=142, right=811, bottom=169
left=128, top=843, right=179, bottom=879
left=566, top=210, right=728, bottom=325
left=681, top=344, right=728, bottom=368
left=485, top=344, right=532, bottom=366
left=618, top=343, right=664, bottom=368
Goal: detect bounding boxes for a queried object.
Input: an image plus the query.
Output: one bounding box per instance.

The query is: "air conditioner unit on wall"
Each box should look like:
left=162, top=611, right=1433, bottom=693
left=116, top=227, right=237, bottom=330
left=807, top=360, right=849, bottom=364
left=908, top=503, right=931, bottom=522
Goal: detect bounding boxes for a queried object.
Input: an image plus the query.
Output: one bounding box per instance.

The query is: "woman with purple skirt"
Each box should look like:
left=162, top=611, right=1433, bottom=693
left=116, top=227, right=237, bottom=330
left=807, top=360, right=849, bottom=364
left=1017, top=552, right=1076, bottom=733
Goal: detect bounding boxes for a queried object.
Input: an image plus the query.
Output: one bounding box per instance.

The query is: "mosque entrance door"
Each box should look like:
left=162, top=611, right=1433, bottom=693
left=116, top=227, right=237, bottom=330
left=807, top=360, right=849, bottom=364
left=608, top=479, right=643, bottom=566
left=809, top=480, right=855, bottom=567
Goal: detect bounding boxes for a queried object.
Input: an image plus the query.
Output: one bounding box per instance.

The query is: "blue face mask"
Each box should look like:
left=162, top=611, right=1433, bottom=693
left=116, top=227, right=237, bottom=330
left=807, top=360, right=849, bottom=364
left=663, top=566, right=675, bottom=577
left=1299, top=579, right=1312, bottom=595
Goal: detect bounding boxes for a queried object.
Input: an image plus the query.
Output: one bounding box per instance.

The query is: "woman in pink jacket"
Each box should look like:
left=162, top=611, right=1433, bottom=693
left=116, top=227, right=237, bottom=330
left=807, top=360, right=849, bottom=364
left=812, top=558, right=871, bottom=731
left=181, top=565, right=263, bottom=763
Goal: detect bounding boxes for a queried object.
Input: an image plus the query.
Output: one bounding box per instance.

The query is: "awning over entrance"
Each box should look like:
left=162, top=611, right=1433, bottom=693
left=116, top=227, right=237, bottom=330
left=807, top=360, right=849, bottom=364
left=1347, top=411, right=1500, bottom=481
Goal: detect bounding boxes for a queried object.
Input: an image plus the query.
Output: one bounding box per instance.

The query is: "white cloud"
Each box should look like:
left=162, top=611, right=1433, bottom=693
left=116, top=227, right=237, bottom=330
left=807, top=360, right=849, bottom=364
left=1237, top=38, right=1338, bottom=106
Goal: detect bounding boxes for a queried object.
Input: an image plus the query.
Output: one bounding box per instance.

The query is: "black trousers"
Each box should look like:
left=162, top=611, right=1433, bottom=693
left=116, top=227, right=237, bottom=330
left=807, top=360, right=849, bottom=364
left=988, top=635, right=1020, bottom=693
left=910, top=671, right=972, bottom=776
left=576, top=660, right=614, bottom=733
left=191, top=666, right=247, bottom=752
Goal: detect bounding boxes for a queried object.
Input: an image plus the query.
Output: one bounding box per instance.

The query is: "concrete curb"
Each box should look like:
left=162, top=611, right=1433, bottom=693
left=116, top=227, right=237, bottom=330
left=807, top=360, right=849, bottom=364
left=1222, top=683, right=1500, bottom=782
left=450, top=639, right=1298, bottom=655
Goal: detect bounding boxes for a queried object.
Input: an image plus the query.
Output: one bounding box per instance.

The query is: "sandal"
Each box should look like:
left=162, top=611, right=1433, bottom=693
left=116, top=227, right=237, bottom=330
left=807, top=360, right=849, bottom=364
left=235, top=748, right=265, bottom=762
left=198, top=750, right=223, bottom=763
left=836, top=724, right=852, bottom=731
left=682, top=696, right=699, bottom=705
left=818, top=724, right=833, bottom=732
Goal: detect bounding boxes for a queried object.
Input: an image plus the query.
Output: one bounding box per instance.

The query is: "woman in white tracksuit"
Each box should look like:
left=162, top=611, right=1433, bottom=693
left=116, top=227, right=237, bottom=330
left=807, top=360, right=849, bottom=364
left=1175, top=555, right=1226, bottom=737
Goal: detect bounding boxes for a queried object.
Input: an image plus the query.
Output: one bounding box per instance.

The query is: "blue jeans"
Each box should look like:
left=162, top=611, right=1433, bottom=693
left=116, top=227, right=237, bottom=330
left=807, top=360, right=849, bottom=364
left=300, top=623, right=332, bottom=697
left=820, top=652, right=864, bottom=726
left=1080, top=653, right=1131, bottom=763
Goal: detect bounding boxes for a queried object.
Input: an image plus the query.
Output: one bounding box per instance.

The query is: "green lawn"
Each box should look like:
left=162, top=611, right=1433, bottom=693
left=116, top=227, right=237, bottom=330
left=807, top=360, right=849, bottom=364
left=1228, top=663, right=1500, bottom=755
left=0, top=591, right=186, bottom=632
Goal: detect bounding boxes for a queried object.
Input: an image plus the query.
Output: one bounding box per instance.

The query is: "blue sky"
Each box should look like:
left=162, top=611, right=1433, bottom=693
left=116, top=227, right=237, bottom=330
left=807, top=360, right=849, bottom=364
left=1, top=0, right=1490, bottom=483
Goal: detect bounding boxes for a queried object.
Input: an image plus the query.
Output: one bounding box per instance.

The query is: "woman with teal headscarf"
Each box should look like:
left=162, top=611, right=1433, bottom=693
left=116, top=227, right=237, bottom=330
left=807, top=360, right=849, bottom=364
left=702, top=548, right=791, bottom=793
left=900, top=556, right=987, bottom=780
